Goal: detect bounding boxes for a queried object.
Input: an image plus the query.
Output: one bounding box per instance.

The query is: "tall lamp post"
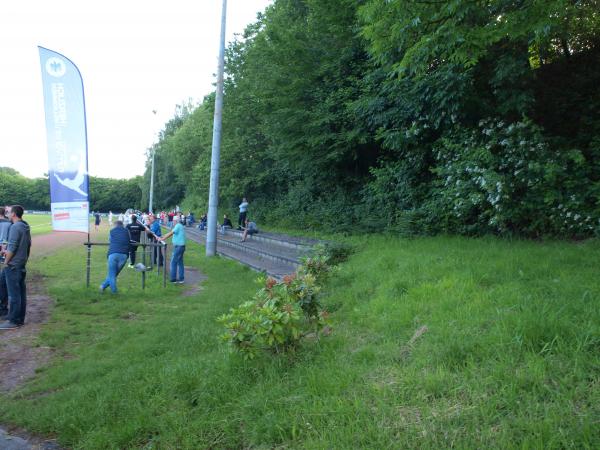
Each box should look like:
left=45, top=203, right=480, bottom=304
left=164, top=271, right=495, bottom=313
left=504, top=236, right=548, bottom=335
left=149, top=109, right=157, bottom=214
left=206, top=0, right=227, bottom=256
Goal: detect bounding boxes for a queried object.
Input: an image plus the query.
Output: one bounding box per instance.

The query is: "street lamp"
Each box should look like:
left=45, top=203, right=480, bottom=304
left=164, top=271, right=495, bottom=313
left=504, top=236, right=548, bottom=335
left=206, top=0, right=227, bottom=256
left=149, top=109, right=157, bottom=214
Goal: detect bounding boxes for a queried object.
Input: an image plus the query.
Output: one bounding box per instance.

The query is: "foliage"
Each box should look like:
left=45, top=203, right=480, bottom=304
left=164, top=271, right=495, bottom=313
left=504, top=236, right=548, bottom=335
left=0, top=167, right=143, bottom=212
left=426, top=119, right=600, bottom=237
left=89, top=176, right=143, bottom=212
left=219, top=256, right=332, bottom=359
left=140, top=0, right=600, bottom=238
left=0, top=168, right=49, bottom=210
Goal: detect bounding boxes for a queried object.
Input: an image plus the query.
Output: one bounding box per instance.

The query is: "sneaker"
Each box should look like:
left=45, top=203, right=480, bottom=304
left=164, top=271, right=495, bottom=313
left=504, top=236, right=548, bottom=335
left=170, top=280, right=177, bottom=284
left=99, top=285, right=105, bottom=293
left=0, top=321, right=21, bottom=330
left=128, top=264, right=134, bottom=268
left=176, top=280, right=185, bottom=284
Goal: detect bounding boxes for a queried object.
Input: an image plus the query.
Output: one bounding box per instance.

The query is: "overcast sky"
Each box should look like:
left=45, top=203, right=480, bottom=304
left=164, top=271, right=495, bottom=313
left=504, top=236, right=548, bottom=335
left=1, top=0, right=272, bottom=180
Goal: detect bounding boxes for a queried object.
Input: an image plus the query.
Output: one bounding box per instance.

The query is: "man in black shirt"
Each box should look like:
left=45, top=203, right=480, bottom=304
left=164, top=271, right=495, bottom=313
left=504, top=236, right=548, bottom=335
left=126, top=215, right=144, bottom=268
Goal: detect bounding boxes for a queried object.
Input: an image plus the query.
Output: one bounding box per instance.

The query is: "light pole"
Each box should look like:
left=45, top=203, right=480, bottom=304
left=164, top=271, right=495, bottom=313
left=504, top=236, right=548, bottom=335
left=149, top=109, right=157, bottom=214
left=206, top=0, right=227, bottom=256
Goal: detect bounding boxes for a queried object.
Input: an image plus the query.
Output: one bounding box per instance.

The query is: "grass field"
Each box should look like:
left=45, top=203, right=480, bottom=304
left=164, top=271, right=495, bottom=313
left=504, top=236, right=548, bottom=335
left=1, top=232, right=599, bottom=448
left=22, top=214, right=53, bottom=236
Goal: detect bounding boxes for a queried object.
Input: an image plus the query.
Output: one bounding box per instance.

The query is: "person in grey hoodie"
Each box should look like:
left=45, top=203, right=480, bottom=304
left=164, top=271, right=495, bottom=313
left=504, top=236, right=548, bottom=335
left=0, top=205, right=31, bottom=329
left=0, top=206, right=12, bottom=318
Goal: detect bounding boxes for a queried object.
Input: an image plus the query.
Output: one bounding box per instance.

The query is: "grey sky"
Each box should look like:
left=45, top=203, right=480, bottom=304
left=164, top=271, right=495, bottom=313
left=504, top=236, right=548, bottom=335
left=0, top=0, right=272, bottom=179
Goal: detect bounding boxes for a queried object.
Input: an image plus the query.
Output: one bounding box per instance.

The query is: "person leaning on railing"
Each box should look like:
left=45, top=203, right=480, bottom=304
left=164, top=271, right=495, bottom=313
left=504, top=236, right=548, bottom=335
left=99, top=220, right=130, bottom=294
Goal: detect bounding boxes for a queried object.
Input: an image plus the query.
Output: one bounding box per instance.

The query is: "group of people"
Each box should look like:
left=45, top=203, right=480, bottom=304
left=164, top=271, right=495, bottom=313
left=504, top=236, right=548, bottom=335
left=100, top=212, right=186, bottom=293
left=236, top=198, right=258, bottom=242
left=158, top=210, right=195, bottom=229
left=0, top=197, right=258, bottom=322
left=99, top=197, right=258, bottom=293
left=0, top=205, right=31, bottom=330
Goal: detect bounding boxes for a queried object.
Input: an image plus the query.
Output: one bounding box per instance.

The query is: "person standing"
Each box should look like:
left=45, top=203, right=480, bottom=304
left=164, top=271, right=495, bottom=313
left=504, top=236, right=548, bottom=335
left=238, top=197, right=249, bottom=230
left=108, top=210, right=113, bottom=226
left=100, top=220, right=130, bottom=294
left=160, top=215, right=186, bottom=284
left=94, top=211, right=101, bottom=231
left=126, top=215, right=144, bottom=267
left=0, top=205, right=31, bottom=330
left=0, top=206, right=11, bottom=245
left=0, top=206, right=13, bottom=320
left=146, top=214, right=164, bottom=267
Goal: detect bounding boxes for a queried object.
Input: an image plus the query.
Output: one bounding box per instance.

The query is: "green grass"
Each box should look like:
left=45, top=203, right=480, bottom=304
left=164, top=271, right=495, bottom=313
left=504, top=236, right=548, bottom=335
left=1, top=233, right=599, bottom=448
left=23, top=214, right=53, bottom=236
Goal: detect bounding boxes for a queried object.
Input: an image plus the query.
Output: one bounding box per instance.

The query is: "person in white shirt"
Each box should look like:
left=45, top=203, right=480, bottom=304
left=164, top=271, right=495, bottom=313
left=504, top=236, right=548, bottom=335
left=238, top=197, right=249, bottom=230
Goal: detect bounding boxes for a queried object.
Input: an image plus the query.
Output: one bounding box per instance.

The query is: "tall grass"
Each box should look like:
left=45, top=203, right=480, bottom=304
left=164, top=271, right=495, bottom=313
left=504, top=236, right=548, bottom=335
left=1, top=233, right=599, bottom=448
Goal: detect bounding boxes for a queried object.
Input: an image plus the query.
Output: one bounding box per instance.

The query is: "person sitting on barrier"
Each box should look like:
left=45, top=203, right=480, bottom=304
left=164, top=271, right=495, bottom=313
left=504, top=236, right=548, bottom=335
left=159, top=215, right=186, bottom=284
left=198, top=213, right=207, bottom=230
left=221, top=214, right=233, bottom=235
left=100, top=220, right=130, bottom=294
left=126, top=215, right=144, bottom=268
left=240, top=218, right=258, bottom=242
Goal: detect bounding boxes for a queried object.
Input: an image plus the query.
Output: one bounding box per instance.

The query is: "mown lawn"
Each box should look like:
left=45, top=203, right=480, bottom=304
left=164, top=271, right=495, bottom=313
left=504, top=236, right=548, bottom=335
left=1, top=233, right=599, bottom=449
left=23, top=214, right=53, bottom=236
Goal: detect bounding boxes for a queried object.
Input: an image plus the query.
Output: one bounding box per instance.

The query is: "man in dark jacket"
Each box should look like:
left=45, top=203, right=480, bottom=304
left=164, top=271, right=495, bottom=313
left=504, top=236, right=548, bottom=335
left=0, top=205, right=32, bottom=330
left=100, top=220, right=130, bottom=294
left=126, top=215, right=144, bottom=268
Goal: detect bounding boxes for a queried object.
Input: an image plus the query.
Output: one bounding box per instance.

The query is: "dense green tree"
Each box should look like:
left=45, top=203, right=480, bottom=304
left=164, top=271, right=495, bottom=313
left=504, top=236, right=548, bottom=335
left=142, top=0, right=600, bottom=237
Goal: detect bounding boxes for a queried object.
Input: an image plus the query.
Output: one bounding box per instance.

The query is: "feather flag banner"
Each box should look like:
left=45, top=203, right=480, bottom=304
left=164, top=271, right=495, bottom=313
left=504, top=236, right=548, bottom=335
left=39, top=47, right=90, bottom=233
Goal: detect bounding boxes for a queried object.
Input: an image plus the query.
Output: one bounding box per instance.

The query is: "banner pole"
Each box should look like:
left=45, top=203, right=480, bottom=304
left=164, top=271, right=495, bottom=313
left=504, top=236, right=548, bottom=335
left=86, top=237, right=91, bottom=288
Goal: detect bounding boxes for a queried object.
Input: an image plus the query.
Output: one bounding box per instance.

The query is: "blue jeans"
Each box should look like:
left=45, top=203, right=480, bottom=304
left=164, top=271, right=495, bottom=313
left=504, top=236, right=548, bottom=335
left=101, top=253, right=128, bottom=293
left=0, top=268, right=7, bottom=315
left=170, top=245, right=185, bottom=282
left=4, top=265, right=27, bottom=325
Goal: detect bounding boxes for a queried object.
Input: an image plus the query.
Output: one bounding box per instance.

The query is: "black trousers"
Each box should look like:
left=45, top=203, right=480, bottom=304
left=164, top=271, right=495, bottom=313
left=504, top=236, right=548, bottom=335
left=129, top=242, right=139, bottom=265
left=151, top=238, right=164, bottom=266
left=238, top=211, right=247, bottom=228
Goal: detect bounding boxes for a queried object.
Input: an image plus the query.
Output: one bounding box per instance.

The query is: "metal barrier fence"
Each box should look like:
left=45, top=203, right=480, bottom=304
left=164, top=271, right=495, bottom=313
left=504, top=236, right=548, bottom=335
left=83, top=238, right=169, bottom=289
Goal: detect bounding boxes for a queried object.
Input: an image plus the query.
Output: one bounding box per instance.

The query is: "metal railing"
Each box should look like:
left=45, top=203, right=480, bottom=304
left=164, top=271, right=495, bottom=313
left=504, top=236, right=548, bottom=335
left=83, top=238, right=169, bottom=289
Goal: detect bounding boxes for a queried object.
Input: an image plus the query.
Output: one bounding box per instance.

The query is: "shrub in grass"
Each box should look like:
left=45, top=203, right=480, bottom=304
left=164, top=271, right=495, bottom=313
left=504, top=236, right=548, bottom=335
left=218, top=257, right=332, bottom=359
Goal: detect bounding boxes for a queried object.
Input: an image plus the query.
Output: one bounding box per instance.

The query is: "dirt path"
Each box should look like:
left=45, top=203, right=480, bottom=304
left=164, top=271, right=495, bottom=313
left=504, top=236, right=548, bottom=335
left=0, top=231, right=85, bottom=390
left=0, top=228, right=207, bottom=448
left=0, top=231, right=86, bottom=449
